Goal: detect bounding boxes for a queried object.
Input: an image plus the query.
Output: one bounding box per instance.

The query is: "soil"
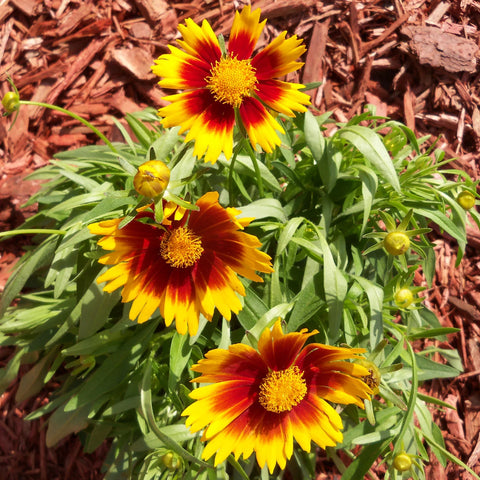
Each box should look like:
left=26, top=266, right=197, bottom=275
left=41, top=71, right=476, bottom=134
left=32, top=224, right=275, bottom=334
left=1, top=0, right=480, bottom=479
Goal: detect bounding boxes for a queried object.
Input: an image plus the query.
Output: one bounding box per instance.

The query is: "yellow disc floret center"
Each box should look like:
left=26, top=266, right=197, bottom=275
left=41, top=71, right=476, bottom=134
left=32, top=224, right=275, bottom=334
left=258, top=365, right=307, bottom=413
left=206, top=55, right=257, bottom=107
left=160, top=227, right=203, bottom=268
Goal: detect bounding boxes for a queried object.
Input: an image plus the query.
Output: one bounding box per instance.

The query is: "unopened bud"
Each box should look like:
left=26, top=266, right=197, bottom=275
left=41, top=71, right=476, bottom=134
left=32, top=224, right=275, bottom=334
left=393, top=452, right=412, bottom=472
left=394, top=288, right=414, bottom=309
left=457, top=190, right=476, bottom=210
left=133, top=160, right=170, bottom=198
left=384, top=232, right=410, bottom=256
left=161, top=451, right=180, bottom=471
left=2, top=91, right=20, bottom=113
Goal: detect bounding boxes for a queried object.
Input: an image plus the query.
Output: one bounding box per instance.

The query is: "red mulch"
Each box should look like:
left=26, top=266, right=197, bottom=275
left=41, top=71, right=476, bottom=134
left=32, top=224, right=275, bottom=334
left=1, top=0, right=480, bottom=478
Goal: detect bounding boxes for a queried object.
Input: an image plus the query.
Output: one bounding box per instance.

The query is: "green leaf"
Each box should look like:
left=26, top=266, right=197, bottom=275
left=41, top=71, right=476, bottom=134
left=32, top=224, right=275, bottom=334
left=0, top=348, right=25, bottom=394
left=244, top=303, right=294, bottom=344
left=337, top=125, right=401, bottom=192
left=168, top=332, right=192, bottom=393
left=341, top=440, right=391, bottom=480
left=46, top=397, right=106, bottom=447
left=0, top=237, right=57, bottom=317
left=304, top=110, right=325, bottom=162
left=237, top=199, right=287, bottom=222
left=351, top=275, right=384, bottom=348
left=15, top=348, right=60, bottom=403
left=126, top=112, right=155, bottom=148
left=220, top=154, right=281, bottom=193
left=407, top=327, right=460, bottom=340
left=140, top=359, right=211, bottom=468
left=131, top=425, right=196, bottom=451
left=64, top=320, right=158, bottom=410
left=276, top=217, right=305, bottom=256
left=288, top=275, right=325, bottom=332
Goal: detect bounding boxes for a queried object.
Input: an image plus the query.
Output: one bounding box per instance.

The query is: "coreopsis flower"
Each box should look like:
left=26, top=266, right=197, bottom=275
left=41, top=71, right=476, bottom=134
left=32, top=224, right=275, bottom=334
left=182, top=320, right=372, bottom=473
left=152, top=6, right=310, bottom=163
left=88, top=192, right=273, bottom=335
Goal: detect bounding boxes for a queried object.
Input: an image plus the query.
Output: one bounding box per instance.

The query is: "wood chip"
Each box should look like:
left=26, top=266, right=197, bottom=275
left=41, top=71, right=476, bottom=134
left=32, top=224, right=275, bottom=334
left=110, top=47, right=155, bottom=80
left=403, top=25, right=478, bottom=73
left=10, top=0, right=37, bottom=16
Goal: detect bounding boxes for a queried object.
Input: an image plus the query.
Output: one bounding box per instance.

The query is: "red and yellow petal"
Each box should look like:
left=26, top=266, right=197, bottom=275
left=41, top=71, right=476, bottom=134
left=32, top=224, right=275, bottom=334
left=257, top=79, right=310, bottom=117
left=159, top=90, right=236, bottom=163
left=257, top=320, right=317, bottom=371
left=252, top=31, right=306, bottom=80
left=239, top=97, right=284, bottom=153
left=184, top=381, right=256, bottom=438
left=191, top=343, right=265, bottom=383
left=228, top=5, right=266, bottom=60
left=177, top=17, right=221, bottom=65
left=152, top=46, right=211, bottom=90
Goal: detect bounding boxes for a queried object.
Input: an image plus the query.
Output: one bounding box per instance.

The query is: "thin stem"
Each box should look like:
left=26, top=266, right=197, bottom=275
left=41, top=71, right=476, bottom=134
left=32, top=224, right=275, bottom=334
left=0, top=229, right=67, bottom=238
left=244, top=139, right=264, bottom=197
left=19, top=100, right=117, bottom=153
left=228, top=141, right=243, bottom=205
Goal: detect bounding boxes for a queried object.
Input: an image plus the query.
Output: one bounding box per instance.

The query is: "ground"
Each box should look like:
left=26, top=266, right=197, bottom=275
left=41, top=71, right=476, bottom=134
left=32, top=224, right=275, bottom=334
left=1, top=0, right=480, bottom=478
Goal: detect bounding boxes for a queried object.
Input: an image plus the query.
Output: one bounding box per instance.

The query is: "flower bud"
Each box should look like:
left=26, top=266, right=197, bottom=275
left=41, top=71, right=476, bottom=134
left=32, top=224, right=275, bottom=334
left=393, top=452, right=412, bottom=472
left=2, top=91, right=20, bottom=113
left=394, top=288, right=414, bottom=309
left=161, top=451, right=180, bottom=471
left=384, top=232, right=410, bottom=256
left=457, top=191, right=476, bottom=210
left=133, top=160, right=170, bottom=198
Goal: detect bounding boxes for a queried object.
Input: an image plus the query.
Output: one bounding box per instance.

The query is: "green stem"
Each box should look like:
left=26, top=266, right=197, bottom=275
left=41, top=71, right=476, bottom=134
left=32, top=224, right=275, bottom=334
left=228, top=142, right=243, bottom=205
left=244, top=140, right=265, bottom=197
left=393, top=337, right=418, bottom=457
left=19, top=100, right=117, bottom=153
left=0, top=229, right=67, bottom=238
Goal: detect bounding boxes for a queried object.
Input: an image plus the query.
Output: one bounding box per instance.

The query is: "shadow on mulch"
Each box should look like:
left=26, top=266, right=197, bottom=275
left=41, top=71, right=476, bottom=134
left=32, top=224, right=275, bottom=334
left=0, top=347, right=110, bottom=480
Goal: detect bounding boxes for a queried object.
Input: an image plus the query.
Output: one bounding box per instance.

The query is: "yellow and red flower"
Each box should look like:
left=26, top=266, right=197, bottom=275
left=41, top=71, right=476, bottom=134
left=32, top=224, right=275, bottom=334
left=152, top=6, right=310, bottom=163
left=182, top=320, right=372, bottom=472
left=88, top=192, right=273, bottom=335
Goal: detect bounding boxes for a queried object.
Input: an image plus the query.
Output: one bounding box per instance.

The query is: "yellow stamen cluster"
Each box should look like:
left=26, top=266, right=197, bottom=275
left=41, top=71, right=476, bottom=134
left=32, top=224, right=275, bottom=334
left=206, top=55, right=257, bottom=108
left=258, top=365, right=307, bottom=413
left=160, top=227, right=204, bottom=268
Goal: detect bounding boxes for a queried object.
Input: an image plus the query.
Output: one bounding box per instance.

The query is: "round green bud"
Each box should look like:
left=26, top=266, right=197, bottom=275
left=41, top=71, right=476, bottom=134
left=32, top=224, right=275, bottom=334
left=457, top=191, right=476, bottom=210
left=2, top=91, right=20, bottom=113
left=161, top=452, right=179, bottom=471
left=394, top=288, right=414, bottom=309
left=384, top=232, right=410, bottom=256
left=393, top=452, right=412, bottom=472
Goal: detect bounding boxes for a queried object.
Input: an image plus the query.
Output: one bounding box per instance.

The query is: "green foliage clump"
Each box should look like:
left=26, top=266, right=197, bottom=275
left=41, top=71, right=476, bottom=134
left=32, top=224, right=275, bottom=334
left=0, top=105, right=479, bottom=480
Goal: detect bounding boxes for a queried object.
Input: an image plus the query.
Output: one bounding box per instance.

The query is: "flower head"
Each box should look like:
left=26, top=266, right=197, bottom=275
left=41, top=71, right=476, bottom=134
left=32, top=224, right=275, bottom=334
left=88, top=192, right=273, bottom=335
left=152, top=6, right=310, bottom=163
left=182, top=320, right=372, bottom=473
left=133, top=160, right=170, bottom=198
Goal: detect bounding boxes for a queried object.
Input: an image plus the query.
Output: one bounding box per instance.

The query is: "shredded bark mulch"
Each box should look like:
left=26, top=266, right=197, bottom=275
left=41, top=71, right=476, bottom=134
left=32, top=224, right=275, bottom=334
left=1, top=0, right=480, bottom=478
